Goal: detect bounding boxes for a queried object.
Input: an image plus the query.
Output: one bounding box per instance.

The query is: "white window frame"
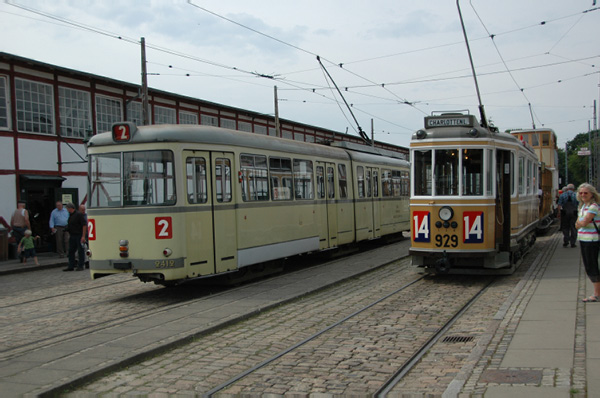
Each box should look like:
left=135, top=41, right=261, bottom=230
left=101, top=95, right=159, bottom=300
left=154, top=105, right=176, bottom=125
left=0, top=75, right=10, bottom=130
left=96, top=94, right=123, bottom=133
left=201, top=114, right=218, bottom=126
left=220, top=118, right=235, bottom=129
left=126, top=101, right=151, bottom=126
left=15, top=78, right=55, bottom=135
left=59, top=86, right=92, bottom=139
left=238, top=121, right=252, bottom=132
left=179, top=110, right=198, bottom=125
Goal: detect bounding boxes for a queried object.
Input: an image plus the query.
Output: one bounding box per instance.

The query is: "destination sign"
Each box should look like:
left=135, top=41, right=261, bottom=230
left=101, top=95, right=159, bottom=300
left=425, top=116, right=473, bottom=128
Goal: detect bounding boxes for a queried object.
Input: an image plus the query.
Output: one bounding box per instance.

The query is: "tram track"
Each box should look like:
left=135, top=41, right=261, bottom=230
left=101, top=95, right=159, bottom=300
left=201, top=273, right=495, bottom=397
left=0, top=242, right=410, bottom=362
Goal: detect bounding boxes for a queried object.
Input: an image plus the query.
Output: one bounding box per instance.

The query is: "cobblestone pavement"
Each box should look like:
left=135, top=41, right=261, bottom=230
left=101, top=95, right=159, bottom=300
left=389, top=229, right=567, bottom=397
left=65, top=255, right=502, bottom=396
left=0, top=267, right=229, bottom=359
left=63, top=230, right=564, bottom=398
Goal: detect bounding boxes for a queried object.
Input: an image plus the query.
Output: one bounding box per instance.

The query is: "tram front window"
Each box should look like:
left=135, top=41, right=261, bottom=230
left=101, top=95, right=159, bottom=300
left=462, top=149, right=483, bottom=196
left=434, top=149, right=458, bottom=196
left=413, top=150, right=432, bottom=196
left=89, top=150, right=176, bottom=208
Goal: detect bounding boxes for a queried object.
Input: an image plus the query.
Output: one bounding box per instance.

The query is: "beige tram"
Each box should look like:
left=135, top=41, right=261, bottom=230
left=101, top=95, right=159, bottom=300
left=86, top=122, right=410, bottom=285
left=410, top=112, right=543, bottom=274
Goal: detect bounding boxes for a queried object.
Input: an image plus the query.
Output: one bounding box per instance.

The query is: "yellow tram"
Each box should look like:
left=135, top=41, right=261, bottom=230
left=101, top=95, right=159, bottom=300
left=409, top=112, right=542, bottom=275
left=510, top=128, right=559, bottom=230
left=86, top=122, right=410, bottom=284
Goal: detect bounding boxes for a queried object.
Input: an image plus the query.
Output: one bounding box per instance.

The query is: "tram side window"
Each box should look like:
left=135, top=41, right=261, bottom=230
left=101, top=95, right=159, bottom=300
left=240, top=154, right=268, bottom=201
left=462, top=149, right=483, bottom=196
left=293, top=159, right=314, bottom=199
left=531, top=133, right=539, bottom=147
left=373, top=170, right=379, bottom=197
left=357, top=166, right=365, bottom=198
left=527, top=159, right=532, bottom=194
left=542, top=133, right=550, bottom=146
left=393, top=170, right=402, bottom=197
left=414, top=150, right=432, bottom=196
left=486, top=149, right=493, bottom=196
left=435, top=149, right=458, bottom=196
left=382, top=169, right=392, bottom=197
left=338, top=164, right=348, bottom=199
left=401, top=171, right=410, bottom=196
left=186, top=157, right=207, bottom=204
left=269, top=157, right=292, bottom=200
left=365, top=168, right=372, bottom=197
left=327, top=166, right=335, bottom=199
left=511, top=152, right=515, bottom=196
left=215, top=158, right=232, bottom=203
left=90, top=153, right=121, bottom=207
left=518, top=157, right=525, bottom=195
left=123, top=151, right=176, bottom=206
left=316, top=166, right=325, bottom=199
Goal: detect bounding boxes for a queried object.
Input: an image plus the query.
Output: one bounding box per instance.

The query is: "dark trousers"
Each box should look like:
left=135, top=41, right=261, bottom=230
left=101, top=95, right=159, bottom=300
left=68, top=233, right=85, bottom=270
left=581, top=241, right=600, bottom=283
left=561, top=212, right=577, bottom=246
left=54, top=226, right=69, bottom=256
left=12, top=226, right=26, bottom=260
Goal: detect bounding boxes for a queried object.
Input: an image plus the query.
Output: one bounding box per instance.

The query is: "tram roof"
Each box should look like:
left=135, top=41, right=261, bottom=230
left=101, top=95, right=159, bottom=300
left=88, top=124, right=409, bottom=167
left=411, top=125, right=535, bottom=154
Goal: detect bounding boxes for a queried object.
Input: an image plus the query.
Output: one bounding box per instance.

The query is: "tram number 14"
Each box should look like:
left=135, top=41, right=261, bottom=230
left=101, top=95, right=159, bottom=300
left=463, top=211, right=484, bottom=243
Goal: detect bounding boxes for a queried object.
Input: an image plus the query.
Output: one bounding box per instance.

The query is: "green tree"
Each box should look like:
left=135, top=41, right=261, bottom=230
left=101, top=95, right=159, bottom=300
left=561, top=130, right=598, bottom=188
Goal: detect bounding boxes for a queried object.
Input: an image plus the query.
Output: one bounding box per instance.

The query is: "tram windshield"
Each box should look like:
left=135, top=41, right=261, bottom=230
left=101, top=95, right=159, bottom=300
left=89, top=150, right=176, bottom=207
left=413, top=148, right=485, bottom=197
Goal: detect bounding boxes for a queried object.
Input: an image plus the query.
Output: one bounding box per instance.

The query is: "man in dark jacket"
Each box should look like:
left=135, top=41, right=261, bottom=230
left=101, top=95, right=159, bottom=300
left=557, top=184, right=578, bottom=248
left=63, top=203, right=87, bottom=271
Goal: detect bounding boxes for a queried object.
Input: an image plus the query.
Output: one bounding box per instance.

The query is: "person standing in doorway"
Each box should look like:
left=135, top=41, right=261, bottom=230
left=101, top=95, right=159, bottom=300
left=10, top=200, right=31, bottom=262
left=557, top=183, right=578, bottom=247
left=49, top=201, right=69, bottom=257
left=575, top=183, right=600, bottom=302
left=63, top=203, right=87, bottom=272
left=79, top=204, right=89, bottom=269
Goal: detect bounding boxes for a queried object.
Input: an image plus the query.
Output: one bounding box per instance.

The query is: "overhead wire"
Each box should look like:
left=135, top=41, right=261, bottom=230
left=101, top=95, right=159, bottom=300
left=186, top=0, right=424, bottom=116
left=6, top=0, right=599, bottom=139
left=469, top=0, right=541, bottom=128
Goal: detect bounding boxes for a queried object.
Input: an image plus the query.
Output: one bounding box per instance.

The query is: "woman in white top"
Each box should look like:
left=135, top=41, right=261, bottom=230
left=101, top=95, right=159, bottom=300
left=575, top=183, right=600, bottom=302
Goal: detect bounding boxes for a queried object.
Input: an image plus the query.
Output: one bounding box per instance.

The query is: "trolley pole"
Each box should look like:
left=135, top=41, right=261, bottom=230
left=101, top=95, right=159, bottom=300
left=591, top=100, right=596, bottom=184
left=141, top=37, right=150, bottom=126
left=565, top=143, right=568, bottom=185
left=371, top=119, right=374, bottom=147
left=274, top=85, right=281, bottom=138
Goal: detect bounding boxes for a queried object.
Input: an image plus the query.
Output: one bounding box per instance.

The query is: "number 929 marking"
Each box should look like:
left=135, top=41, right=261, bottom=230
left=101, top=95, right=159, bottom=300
left=435, top=234, right=458, bottom=248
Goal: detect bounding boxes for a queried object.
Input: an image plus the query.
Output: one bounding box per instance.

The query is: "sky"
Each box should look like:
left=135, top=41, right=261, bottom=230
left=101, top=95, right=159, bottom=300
left=1, top=0, right=599, bottom=150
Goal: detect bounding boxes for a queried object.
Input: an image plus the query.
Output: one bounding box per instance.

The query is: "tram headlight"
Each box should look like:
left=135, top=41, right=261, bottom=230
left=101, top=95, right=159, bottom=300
left=439, top=206, right=454, bottom=221
left=468, top=128, right=479, bottom=137
left=416, top=129, right=427, bottom=139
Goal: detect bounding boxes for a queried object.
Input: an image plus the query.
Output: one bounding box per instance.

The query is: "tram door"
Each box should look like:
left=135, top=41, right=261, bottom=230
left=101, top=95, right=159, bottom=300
left=316, top=162, right=338, bottom=249
left=495, top=150, right=511, bottom=251
left=370, top=168, right=381, bottom=239
left=211, top=152, right=237, bottom=273
left=183, top=151, right=236, bottom=276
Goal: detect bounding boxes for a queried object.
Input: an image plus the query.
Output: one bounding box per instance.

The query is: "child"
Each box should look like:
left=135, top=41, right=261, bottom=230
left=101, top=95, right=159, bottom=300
left=17, top=229, right=40, bottom=266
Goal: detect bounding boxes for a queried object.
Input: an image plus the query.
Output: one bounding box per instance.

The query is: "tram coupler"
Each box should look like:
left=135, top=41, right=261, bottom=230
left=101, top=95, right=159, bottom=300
left=434, top=251, right=451, bottom=274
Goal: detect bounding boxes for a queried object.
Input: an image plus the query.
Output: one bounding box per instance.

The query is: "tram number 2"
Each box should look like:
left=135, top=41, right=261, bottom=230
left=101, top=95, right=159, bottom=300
left=155, top=217, right=173, bottom=239
left=435, top=234, right=458, bottom=248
